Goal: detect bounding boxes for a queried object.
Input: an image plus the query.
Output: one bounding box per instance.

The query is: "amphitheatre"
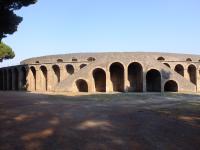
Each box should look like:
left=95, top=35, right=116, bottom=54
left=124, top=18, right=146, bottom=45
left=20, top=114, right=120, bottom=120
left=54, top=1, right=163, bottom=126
left=0, top=52, right=200, bottom=93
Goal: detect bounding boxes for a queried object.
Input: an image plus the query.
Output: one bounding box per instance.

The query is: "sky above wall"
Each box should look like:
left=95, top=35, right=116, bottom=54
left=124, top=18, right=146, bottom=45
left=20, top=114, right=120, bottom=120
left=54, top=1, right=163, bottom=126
left=1, top=0, right=200, bottom=67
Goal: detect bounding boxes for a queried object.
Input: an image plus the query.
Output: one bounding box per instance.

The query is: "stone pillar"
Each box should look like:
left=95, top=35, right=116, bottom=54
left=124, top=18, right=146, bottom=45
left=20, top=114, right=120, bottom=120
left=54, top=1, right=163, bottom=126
left=6, top=70, right=10, bottom=90
left=12, top=69, right=15, bottom=90
left=27, top=67, right=32, bottom=91
left=36, top=68, right=41, bottom=91
left=47, top=67, right=54, bottom=91
left=106, top=70, right=112, bottom=92
left=88, top=74, right=95, bottom=92
left=143, top=72, right=146, bottom=92
left=18, top=68, right=25, bottom=90
left=124, top=66, right=129, bottom=92
left=184, top=68, right=190, bottom=81
left=60, top=65, right=66, bottom=82
left=196, top=69, right=200, bottom=92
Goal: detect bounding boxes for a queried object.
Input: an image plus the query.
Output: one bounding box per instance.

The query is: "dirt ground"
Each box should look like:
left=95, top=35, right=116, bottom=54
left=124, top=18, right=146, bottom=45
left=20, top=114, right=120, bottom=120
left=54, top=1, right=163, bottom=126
left=0, top=92, right=200, bottom=150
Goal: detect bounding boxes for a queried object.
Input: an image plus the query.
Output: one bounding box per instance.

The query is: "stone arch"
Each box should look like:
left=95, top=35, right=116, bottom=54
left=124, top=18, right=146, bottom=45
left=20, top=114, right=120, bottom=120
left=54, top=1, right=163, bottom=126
left=186, top=58, right=192, bottom=62
left=164, top=80, right=178, bottom=92
left=76, top=79, right=88, bottom=92
left=21, top=67, right=27, bottom=90
left=0, top=70, right=3, bottom=90
left=13, top=68, right=19, bottom=90
left=164, top=63, right=170, bottom=68
left=128, top=62, right=143, bottom=92
left=72, top=57, right=78, bottom=62
left=30, top=66, right=36, bottom=91
left=188, top=64, right=197, bottom=85
left=52, top=65, right=60, bottom=84
left=87, top=57, right=96, bottom=62
left=109, top=62, right=124, bottom=92
left=157, top=57, right=165, bottom=61
left=57, top=59, right=63, bottom=63
left=93, top=68, right=106, bottom=92
left=40, top=66, right=48, bottom=91
left=175, top=64, right=184, bottom=76
left=8, top=69, right=12, bottom=90
left=146, top=69, right=161, bottom=92
left=80, top=64, right=87, bottom=69
left=66, top=64, right=74, bottom=75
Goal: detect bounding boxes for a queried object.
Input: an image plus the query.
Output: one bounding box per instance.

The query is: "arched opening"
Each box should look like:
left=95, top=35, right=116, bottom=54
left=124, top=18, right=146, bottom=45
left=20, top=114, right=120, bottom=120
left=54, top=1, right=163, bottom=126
left=8, top=69, right=12, bottom=90
left=52, top=65, right=60, bottom=85
left=40, top=66, right=48, bottom=91
left=66, top=64, right=74, bottom=75
left=0, top=70, right=3, bottom=90
left=164, top=63, right=170, bottom=68
left=93, top=68, right=106, bottom=92
left=35, top=61, right=40, bottom=64
left=21, top=67, right=27, bottom=90
left=72, top=57, right=78, bottom=62
left=3, top=70, right=7, bottom=90
left=175, top=64, right=184, bottom=76
left=110, top=62, right=124, bottom=92
left=30, top=67, right=36, bottom=91
left=186, top=58, right=192, bottom=62
left=188, top=64, right=197, bottom=85
left=157, top=57, right=165, bottom=61
left=146, top=69, right=161, bottom=92
left=76, top=79, right=88, bottom=92
left=164, top=80, right=178, bottom=92
left=13, top=68, right=19, bottom=90
left=87, top=57, right=96, bottom=62
left=80, top=64, right=87, bottom=69
left=128, top=62, right=143, bottom=92
left=57, top=59, right=63, bottom=63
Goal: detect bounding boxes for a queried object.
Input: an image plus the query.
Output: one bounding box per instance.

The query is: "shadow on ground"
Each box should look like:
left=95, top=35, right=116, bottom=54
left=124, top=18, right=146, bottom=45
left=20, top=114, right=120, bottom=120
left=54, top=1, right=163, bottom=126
left=0, top=91, right=200, bottom=150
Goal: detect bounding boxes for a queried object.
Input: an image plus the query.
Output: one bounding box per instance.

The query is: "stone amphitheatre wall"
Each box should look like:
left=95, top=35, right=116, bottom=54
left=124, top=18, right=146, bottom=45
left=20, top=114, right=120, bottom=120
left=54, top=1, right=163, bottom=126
left=0, top=52, right=200, bottom=93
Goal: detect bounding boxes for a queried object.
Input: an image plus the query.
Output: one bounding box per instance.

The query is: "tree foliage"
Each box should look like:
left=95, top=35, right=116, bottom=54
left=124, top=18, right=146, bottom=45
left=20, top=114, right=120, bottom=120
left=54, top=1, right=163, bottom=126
left=0, top=0, right=37, bottom=41
left=0, top=42, right=15, bottom=62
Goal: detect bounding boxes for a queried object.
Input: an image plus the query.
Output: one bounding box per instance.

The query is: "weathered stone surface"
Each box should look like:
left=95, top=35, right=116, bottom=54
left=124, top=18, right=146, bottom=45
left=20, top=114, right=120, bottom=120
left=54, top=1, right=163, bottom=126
left=0, top=52, right=200, bottom=93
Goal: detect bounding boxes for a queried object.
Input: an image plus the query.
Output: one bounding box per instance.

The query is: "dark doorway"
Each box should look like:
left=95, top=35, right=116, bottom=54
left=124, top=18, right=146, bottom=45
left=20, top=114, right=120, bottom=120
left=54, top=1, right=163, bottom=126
left=76, top=79, right=88, bottom=92
left=52, top=65, right=60, bottom=83
left=110, top=62, right=124, bottom=92
left=93, top=68, right=106, bottom=92
left=174, top=64, right=184, bottom=76
left=40, top=66, right=48, bottom=91
left=66, top=64, right=74, bottom=75
left=128, top=62, right=143, bottom=92
left=146, top=69, right=161, bottom=92
left=188, top=65, right=197, bottom=85
left=164, top=80, right=178, bottom=92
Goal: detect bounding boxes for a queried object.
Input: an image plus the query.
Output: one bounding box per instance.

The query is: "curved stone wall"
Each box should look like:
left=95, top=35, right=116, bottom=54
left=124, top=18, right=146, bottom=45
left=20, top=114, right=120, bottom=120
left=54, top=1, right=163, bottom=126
left=0, top=52, right=200, bottom=93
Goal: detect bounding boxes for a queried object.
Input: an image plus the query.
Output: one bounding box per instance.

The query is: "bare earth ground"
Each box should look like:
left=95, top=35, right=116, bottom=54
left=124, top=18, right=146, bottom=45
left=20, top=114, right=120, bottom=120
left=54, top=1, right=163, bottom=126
left=0, top=92, right=200, bottom=150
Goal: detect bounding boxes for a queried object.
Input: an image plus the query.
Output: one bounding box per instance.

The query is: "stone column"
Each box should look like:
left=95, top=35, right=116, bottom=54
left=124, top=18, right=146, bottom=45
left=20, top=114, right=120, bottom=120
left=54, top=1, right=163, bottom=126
left=7, top=70, right=10, bottom=90
left=12, top=69, right=15, bottom=90
left=36, top=68, right=41, bottom=91
left=60, top=65, right=66, bottom=82
left=106, top=70, right=112, bottom=92
left=196, top=69, right=200, bottom=92
left=184, top=68, right=190, bottom=81
left=27, top=67, right=32, bottom=91
left=124, top=66, right=129, bottom=92
left=47, top=66, right=54, bottom=91
left=143, top=72, right=147, bottom=92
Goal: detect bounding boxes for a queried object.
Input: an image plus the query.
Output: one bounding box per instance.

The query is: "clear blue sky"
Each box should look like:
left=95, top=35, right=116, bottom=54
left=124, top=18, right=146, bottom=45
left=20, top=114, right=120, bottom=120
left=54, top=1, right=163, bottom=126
left=1, top=0, right=200, bottom=67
